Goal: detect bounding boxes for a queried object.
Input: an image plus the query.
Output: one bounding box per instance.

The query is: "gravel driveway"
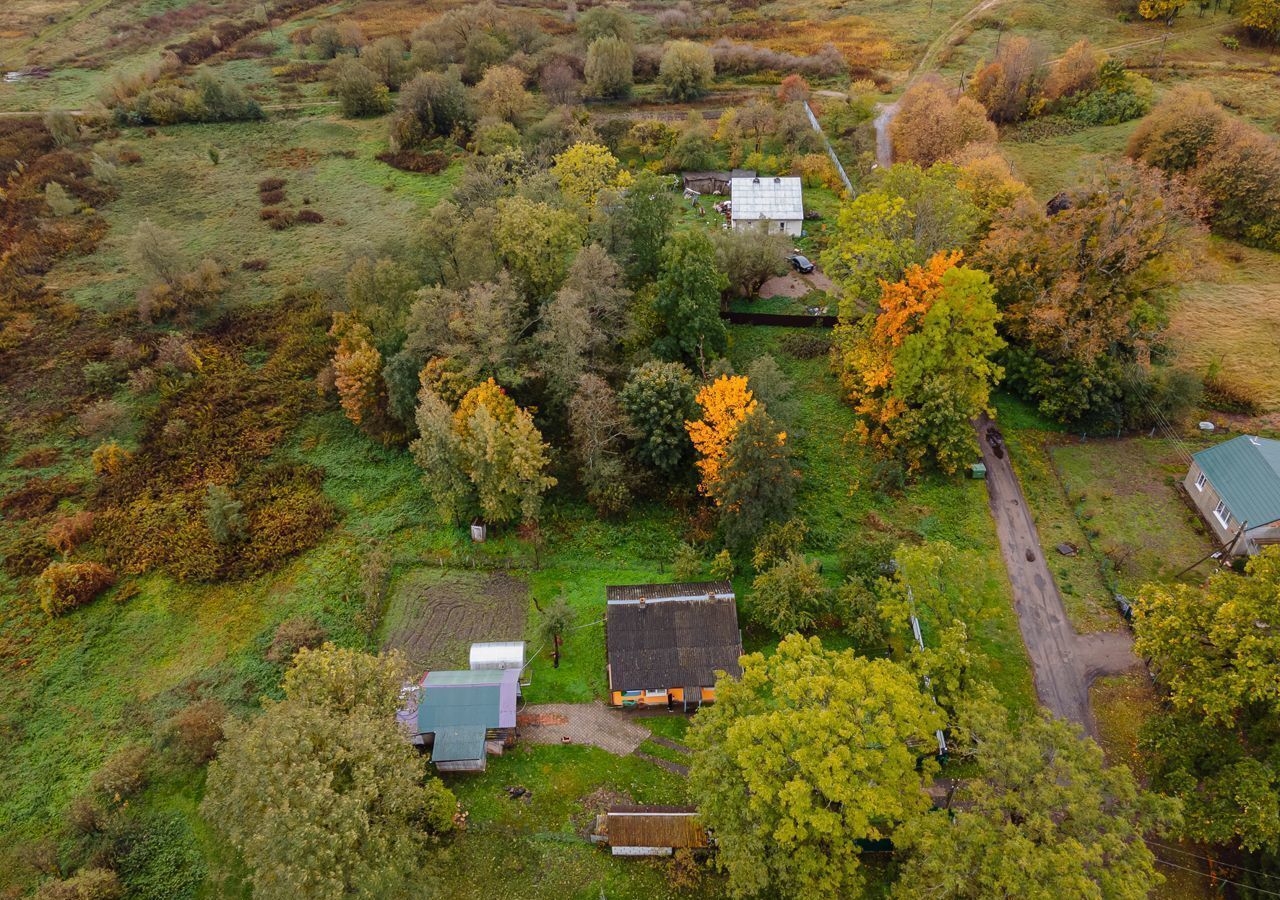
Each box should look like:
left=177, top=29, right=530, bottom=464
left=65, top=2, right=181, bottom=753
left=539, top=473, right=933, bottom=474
left=976, top=415, right=1140, bottom=737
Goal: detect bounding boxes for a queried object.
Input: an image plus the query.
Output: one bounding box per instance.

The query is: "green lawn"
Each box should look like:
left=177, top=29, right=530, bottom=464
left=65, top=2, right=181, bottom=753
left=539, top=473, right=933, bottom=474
left=1050, top=436, right=1217, bottom=598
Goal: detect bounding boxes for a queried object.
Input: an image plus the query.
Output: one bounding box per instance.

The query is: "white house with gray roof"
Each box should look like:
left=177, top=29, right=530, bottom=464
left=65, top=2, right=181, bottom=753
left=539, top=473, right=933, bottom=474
left=1184, top=435, right=1280, bottom=555
left=730, top=175, right=804, bottom=236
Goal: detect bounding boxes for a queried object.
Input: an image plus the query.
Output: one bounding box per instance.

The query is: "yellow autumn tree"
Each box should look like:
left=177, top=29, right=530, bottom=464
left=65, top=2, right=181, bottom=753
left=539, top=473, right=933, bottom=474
left=551, top=142, right=633, bottom=208
left=329, top=313, right=384, bottom=429
left=686, top=375, right=757, bottom=497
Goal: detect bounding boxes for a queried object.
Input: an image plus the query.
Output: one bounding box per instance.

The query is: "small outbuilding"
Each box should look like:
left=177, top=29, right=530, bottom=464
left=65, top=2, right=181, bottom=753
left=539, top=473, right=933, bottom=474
left=1185, top=435, right=1280, bottom=555
left=599, top=805, right=708, bottom=856
left=604, top=580, right=743, bottom=709
left=730, top=175, right=804, bottom=236
left=406, top=668, right=520, bottom=771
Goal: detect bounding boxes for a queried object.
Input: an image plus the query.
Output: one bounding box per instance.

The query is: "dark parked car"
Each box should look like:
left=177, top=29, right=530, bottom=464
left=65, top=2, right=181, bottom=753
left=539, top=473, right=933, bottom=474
left=788, top=254, right=814, bottom=274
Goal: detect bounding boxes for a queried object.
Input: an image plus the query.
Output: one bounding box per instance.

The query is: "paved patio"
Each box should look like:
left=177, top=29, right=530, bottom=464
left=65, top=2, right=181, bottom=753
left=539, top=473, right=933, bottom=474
left=517, top=702, right=650, bottom=756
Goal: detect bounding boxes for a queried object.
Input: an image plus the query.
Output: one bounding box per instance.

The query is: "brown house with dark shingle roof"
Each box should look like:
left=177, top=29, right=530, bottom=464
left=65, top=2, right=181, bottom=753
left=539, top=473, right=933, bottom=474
left=604, top=580, right=742, bottom=709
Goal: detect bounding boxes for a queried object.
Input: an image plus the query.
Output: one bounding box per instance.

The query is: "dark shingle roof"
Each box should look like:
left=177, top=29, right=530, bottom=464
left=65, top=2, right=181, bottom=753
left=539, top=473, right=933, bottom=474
left=1194, top=435, right=1280, bottom=527
left=605, top=583, right=742, bottom=691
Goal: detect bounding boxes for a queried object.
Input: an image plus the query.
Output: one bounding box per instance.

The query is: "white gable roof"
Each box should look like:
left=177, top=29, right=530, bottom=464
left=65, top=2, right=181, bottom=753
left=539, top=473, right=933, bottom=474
left=730, top=176, right=803, bottom=222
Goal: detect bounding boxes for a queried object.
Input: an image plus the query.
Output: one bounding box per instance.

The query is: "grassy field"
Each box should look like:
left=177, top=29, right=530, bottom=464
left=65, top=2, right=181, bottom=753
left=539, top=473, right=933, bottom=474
left=1169, top=239, right=1280, bottom=412
left=50, top=115, right=458, bottom=312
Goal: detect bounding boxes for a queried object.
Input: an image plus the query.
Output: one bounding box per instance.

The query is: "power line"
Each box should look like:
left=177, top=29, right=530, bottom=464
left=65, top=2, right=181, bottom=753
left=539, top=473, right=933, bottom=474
left=1155, top=857, right=1280, bottom=897
left=1148, top=839, right=1280, bottom=882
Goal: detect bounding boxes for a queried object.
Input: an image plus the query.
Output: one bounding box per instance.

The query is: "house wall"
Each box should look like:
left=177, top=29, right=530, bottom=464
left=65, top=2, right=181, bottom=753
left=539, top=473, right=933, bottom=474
left=609, top=686, right=718, bottom=707
left=1184, top=462, right=1245, bottom=552
left=731, top=217, right=801, bottom=236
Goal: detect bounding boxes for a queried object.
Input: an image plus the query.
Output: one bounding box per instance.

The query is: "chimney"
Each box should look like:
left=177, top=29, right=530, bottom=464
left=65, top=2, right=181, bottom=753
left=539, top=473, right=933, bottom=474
left=638, top=596, right=646, bottom=611
left=773, top=176, right=781, bottom=183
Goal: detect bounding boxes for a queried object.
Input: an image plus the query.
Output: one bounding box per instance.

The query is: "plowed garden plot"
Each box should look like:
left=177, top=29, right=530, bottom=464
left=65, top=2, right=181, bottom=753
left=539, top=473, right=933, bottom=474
left=382, top=569, right=528, bottom=671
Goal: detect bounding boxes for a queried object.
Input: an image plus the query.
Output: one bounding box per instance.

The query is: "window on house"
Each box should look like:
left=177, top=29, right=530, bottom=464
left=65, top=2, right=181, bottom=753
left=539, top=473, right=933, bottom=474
left=1214, top=500, right=1232, bottom=528
left=1194, top=472, right=1207, bottom=492
left=644, top=689, right=668, bottom=699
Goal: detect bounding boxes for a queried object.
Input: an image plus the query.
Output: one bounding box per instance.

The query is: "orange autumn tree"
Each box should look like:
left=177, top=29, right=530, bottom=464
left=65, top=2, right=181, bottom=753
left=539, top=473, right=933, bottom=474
left=833, top=250, right=1004, bottom=474
left=329, top=313, right=385, bottom=429
left=686, top=375, right=757, bottom=498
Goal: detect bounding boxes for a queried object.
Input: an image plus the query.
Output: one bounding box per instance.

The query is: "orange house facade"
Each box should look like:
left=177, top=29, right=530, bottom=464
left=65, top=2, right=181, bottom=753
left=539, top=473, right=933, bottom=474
left=604, top=581, right=743, bottom=711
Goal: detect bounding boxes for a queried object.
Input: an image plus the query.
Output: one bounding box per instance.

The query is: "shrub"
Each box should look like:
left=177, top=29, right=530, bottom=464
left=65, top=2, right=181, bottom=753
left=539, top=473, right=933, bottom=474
left=154, top=333, right=200, bottom=372
left=258, top=177, right=286, bottom=192
left=258, top=187, right=285, bottom=205
left=672, top=542, right=705, bottom=580
left=82, top=360, right=123, bottom=393
left=657, top=40, right=714, bottom=101
left=752, top=517, right=808, bottom=572
left=66, top=794, right=106, bottom=836
left=585, top=36, right=633, bottom=99
left=266, top=616, right=327, bottom=663
left=779, top=331, right=830, bottom=359
left=356, top=545, right=392, bottom=635
left=34, top=868, right=123, bottom=900
left=167, top=698, right=227, bottom=763
left=92, top=440, right=131, bottom=477
left=295, top=209, right=324, bottom=224
left=1203, top=371, right=1263, bottom=415
left=203, top=484, right=246, bottom=544
left=260, top=207, right=296, bottom=229
left=127, top=219, right=186, bottom=287
left=44, top=109, right=79, bottom=146
left=749, top=552, right=828, bottom=633
left=37, top=562, right=116, bottom=616
left=90, top=744, right=150, bottom=803
left=47, top=511, right=96, bottom=557
left=3, top=531, right=53, bottom=578
left=109, top=810, right=206, bottom=900
left=241, top=257, right=269, bottom=271
left=330, top=56, right=391, bottom=117
left=45, top=181, right=79, bottom=216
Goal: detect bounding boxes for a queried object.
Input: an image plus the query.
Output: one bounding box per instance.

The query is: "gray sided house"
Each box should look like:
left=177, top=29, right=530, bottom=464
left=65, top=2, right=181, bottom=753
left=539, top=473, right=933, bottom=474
left=730, top=176, right=804, bottom=236
left=1184, top=435, right=1280, bottom=555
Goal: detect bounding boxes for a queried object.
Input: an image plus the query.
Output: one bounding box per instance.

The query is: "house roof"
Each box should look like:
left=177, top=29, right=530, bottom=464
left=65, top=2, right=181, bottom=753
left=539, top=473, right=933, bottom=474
left=730, top=176, right=803, bottom=222
left=605, top=583, right=742, bottom=692
left=415, top=668, right=518, bottom=746
left=606, top=806, right=708, bottom=848
left=1194, top=435, right=1280, bottom=527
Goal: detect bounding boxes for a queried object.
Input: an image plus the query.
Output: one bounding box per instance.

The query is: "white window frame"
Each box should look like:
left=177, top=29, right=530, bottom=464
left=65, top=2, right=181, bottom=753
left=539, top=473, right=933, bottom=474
left=644, top=689, right=668, bottom=699
left=1194, top=472, right=1207, bottom=492
left=1213, top=500, right=1232, bottom=529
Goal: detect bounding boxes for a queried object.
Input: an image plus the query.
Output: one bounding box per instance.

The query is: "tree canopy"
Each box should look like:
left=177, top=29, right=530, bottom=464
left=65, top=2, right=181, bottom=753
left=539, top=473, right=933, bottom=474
left=687, top=635, right=944, bottom=898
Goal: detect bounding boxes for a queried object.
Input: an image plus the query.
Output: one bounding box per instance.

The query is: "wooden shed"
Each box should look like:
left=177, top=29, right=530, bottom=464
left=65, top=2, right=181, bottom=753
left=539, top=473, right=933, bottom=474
left=603, top=806, right=708, bottom=856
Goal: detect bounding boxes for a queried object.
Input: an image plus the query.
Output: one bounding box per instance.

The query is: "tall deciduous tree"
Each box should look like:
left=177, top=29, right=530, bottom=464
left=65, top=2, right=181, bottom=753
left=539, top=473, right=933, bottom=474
left=967, top=36, right=1044, bottom=124
left=551, top=141, right=632, bottom=208
left=330, top=313, right=388, bottom=432
left=585, top=36, right=633, bottom=99
left=619, top=361, right=697, bottom=480
left=711, top=224, right=790, bottom=298
left=821, top=163, right=982, bottom=316
left=893, top=709, right=1178, bottom=899
left=976, top=161, right=1203, bottom=424
left=657, top=40, right=715, bottom=101
left=494, top=196, right=585, bottom=300
left=686, top=375, right=756, bottom=497
left=652, top=230, right=728, bottom=366
left=714, top=406, right=796, bottom=550
left=833, top=252, right=1003, bottom=473
left=411, top=380, right=556, bottom=525
left=891, top=78, right=997, bottom=167
left=535, top=244, right=629, bottom=406
left=202, top=646, right=457, bottom=900
left=568, top=374, right=633, bottom=514
left=1134, top=548, right=1280, bottom=851
left=687, top=634, right=945, bottom=898
left=390, top=70, right=471, bottom=151
left=474, top=64, right=532, bottom=124
left=618, top=170, right=677, bottom=283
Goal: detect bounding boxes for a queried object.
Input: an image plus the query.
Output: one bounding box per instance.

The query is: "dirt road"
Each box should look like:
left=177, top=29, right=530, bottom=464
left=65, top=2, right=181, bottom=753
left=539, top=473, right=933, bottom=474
left=976, top=415, right=1139, bottom=737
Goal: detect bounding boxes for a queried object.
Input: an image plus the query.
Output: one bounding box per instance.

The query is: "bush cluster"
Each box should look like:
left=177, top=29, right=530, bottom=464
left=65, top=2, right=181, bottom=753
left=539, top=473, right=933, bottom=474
left=36, top=561, right=116, bottom=616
